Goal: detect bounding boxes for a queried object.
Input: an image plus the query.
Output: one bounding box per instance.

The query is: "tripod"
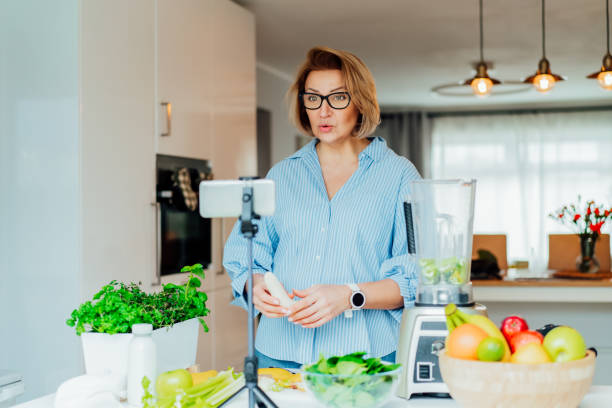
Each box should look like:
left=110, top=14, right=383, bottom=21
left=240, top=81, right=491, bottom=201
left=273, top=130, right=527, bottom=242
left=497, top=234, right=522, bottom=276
left=218, top=179, right=278, bottom=408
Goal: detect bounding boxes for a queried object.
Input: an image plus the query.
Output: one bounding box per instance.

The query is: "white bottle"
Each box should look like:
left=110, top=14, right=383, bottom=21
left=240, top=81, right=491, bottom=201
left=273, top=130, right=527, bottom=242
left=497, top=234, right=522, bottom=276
left=127, top=323, right=157, bottom=407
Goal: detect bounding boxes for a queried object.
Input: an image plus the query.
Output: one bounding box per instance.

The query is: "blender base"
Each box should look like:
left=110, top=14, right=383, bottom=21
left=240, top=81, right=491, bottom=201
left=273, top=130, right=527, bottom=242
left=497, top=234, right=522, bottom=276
left=395, top=303, right=487, bottom=400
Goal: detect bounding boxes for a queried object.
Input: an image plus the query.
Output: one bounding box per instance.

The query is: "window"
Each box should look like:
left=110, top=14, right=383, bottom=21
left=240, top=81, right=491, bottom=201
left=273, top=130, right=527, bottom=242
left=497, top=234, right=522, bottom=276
left=430, top=110, right=612, bottom=271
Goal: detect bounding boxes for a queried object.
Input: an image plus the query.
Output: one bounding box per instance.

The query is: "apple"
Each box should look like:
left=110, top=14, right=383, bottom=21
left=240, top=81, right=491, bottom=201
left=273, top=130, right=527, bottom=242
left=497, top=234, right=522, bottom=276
left=500, top=316, right=529, bottom=343
left=156, top=368, right=193, bottom=398
left=543, top=326, right=587, bottom=362
left=510, top=343, right=552, bottom=364
left=509, top=330, right=543, bottom=353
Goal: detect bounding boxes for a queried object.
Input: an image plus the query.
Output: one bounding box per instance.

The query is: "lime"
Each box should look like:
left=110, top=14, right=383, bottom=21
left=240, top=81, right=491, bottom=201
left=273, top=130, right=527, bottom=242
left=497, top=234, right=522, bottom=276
left=477, top=337, right=506, bottom=362
left=421, top=265, right=440, bottom=285
left=419, top=258, right=436, bottom=267
left=419, top=258, right=440, bottom=284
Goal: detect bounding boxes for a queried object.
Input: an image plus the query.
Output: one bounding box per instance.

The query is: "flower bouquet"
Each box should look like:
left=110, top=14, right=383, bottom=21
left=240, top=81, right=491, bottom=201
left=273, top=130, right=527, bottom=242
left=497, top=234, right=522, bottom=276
left=549, top=197, right=612, bottom=273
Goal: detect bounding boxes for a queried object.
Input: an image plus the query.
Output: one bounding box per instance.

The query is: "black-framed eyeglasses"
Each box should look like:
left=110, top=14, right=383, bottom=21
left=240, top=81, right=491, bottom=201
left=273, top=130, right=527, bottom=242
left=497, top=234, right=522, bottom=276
left=299, top=92, right=351, bottom=110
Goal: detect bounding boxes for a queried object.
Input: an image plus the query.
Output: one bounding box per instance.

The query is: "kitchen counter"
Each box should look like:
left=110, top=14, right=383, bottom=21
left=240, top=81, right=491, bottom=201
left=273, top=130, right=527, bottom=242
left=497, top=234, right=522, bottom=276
left=471, top=275, right=612, bottom=386
left=14, top=386, right=612, bottom=407
left=472, top=277, right=612, bottom=303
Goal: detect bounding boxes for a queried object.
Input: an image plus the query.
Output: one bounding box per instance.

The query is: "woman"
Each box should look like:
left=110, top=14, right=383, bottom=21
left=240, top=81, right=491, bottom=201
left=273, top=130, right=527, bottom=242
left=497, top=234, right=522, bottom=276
left=223, top=46, right=420, bottom=369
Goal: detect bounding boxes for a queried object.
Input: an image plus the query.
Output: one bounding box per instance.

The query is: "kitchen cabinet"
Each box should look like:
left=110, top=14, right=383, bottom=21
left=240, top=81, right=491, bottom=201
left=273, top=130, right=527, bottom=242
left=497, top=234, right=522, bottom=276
left=195, top=286, right=249, bottom=371
left=5, top=0, right=256, bottom=401
left=80, top=0, right=157, bottom=302
left=208, top=0, right=257, bottom=296
left=6, top=0, right=253, bottom=402
left=155, top=0, right=256, bottom=372
left=81, top=0, right=254, bottom=381
left=156, top=0, right=256, bottom=291
left=213, top=286, right=250, bottom=370
left=156, top=0, right=213, bottom=160
left=155, top=0, right=256, bottom=168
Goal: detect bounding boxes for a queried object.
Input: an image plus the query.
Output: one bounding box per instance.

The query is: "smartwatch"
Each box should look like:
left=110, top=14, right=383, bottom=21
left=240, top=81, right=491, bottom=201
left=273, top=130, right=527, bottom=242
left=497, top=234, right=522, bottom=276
left=344, top=283, right=366, bottom=318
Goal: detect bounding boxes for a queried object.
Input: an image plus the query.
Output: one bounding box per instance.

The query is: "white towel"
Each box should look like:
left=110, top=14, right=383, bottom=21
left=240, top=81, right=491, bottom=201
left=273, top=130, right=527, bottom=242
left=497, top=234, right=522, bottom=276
left=54, top=374, right=125, bottom=408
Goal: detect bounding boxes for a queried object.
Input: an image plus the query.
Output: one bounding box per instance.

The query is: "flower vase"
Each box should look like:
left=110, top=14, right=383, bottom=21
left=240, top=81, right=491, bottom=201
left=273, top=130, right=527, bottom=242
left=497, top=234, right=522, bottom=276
left=576, top=234, right=600, bottom=273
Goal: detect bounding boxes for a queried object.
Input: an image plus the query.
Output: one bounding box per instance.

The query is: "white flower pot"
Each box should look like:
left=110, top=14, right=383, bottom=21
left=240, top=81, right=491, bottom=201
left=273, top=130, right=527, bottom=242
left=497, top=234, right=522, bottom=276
left=80, top=318, right=199, bottom=380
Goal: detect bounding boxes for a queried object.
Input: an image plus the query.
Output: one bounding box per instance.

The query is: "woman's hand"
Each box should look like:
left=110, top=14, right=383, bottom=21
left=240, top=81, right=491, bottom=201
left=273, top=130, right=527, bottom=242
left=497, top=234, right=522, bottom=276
left=287, top=284, right=352, bottom=328
left=249, top=274, right=292, bottom=318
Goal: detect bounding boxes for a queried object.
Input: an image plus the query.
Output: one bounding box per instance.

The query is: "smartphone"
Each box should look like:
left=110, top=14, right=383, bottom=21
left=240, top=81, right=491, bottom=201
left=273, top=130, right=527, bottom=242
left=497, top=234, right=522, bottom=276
left=199, top=179, right=275, bottom=218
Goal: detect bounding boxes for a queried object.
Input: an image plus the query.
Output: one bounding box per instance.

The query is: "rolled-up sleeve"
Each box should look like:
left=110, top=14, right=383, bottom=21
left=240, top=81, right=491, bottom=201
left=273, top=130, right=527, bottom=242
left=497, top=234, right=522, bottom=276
left=380, top=255, right=418, bottom=322
left=378, top=165, right=421, bottom=323
left=223, top=213, right=279, bottom=310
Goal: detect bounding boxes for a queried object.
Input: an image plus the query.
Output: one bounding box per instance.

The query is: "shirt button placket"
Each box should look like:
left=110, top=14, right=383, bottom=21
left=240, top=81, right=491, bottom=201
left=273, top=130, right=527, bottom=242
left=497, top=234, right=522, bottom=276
left=318, top=203, right=332, bottom=267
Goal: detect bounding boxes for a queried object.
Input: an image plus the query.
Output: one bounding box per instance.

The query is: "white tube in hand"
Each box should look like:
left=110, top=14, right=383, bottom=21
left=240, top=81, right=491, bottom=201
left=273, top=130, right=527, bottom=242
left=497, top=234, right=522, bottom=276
left=263, top=272, right=295, bottom=308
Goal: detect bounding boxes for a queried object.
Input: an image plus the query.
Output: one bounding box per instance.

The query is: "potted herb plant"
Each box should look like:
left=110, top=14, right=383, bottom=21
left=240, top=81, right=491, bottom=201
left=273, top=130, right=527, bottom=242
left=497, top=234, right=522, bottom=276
left=66, top=264, right=210, bottom=380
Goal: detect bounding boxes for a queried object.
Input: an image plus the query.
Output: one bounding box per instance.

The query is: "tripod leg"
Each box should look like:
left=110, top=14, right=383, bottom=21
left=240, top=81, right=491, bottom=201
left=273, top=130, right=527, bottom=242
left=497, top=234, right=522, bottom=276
left=216, top=385, right=247, bottom=408
left=252, top=385, right=279, bottom=408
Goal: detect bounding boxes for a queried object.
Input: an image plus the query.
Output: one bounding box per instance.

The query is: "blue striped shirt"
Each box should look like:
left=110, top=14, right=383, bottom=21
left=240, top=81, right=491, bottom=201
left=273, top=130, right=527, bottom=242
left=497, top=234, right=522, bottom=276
left=223, top=136, right=421, bottom=364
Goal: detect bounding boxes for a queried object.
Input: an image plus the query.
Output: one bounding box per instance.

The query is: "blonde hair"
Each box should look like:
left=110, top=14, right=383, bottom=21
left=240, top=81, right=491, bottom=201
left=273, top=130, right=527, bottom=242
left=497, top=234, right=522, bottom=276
left=287, top=46, right=380, bottom=139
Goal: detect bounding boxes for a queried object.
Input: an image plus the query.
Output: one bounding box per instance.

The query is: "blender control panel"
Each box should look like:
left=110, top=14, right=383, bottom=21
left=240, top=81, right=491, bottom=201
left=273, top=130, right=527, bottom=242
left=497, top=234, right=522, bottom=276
left=412, top=320, right=447, bottom=384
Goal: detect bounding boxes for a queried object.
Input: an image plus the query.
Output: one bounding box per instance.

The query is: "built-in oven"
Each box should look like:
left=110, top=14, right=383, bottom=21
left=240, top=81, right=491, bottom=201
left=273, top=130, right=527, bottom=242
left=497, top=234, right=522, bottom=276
left=155, top=154, right=213, bottom=281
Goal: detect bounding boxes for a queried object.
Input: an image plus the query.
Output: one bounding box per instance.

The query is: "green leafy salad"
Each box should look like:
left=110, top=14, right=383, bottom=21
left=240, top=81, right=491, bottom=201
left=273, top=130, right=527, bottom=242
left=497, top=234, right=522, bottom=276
left=302, top=352, right=401, bottom=408
left=66, top=264, right=209, bottom=335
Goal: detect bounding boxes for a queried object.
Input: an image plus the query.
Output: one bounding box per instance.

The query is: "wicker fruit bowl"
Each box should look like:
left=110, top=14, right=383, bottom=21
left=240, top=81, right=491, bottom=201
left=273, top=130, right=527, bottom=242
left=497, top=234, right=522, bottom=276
left=438, top=349, right=596, bottom=408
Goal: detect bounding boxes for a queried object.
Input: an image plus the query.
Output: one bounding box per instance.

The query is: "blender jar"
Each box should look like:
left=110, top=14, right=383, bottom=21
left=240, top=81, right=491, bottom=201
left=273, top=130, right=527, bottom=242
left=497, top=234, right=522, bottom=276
left=408, top=179, right=476, bottom=306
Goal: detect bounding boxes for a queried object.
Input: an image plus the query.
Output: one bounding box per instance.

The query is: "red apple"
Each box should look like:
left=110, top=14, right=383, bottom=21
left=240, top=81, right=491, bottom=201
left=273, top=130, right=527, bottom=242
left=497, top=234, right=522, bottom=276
left=500, top=316, right=529, bottom=343
left=509, top=330, right=543, bottom=353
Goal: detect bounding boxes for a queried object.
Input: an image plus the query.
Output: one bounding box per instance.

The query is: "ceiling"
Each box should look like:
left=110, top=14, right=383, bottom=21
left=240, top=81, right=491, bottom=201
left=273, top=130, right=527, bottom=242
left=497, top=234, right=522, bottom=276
left=237, top=0, right=612, bottom=110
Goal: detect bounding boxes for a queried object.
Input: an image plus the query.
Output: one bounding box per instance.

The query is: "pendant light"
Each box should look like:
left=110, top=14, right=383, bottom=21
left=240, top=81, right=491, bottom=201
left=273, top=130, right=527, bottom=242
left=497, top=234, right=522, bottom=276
left=463, top=0, right=500, bottom=97
left=587, top=0, right=612, bottom=90
left=523, top=0, right=565, bottom=93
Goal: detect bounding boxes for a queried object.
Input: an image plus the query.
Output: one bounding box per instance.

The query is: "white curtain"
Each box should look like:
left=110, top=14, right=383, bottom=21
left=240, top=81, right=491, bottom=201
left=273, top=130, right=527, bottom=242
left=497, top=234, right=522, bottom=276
left=430, top=110, right=612, bottom=272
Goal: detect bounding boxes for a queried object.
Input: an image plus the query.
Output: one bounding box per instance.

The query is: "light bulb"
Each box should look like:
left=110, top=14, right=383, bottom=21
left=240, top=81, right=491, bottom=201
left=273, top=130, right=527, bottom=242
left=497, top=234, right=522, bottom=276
left=533, top=74, right=556, bottom=93
left=471, top=78, right=493, bottom=96
left=597, top=71, right=612, bottom=90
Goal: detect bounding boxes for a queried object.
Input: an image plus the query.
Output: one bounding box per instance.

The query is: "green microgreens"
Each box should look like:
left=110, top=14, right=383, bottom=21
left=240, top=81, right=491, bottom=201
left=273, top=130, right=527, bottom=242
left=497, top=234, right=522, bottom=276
left=66, top=264, right=209, bottom=335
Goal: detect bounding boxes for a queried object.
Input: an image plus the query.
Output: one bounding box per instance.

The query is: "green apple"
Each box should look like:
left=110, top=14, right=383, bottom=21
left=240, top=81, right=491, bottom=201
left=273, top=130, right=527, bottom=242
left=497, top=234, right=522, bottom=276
left=510, top=343, right=551, bottom=364
left=155, top=368, right=193, bottom=398
left=542, top=326, right=586, bottom=362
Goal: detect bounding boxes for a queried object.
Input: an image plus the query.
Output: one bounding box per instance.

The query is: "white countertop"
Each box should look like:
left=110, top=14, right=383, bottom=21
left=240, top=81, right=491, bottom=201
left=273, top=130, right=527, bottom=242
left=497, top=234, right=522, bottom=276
left=473, top=285, right=612, bottom=303
left=15, top=386, right=612, bottom=408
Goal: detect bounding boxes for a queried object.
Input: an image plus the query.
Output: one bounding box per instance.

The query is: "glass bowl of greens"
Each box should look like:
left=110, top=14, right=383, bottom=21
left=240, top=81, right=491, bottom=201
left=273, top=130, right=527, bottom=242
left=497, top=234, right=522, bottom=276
left=301, top=352, right=402, bottom=408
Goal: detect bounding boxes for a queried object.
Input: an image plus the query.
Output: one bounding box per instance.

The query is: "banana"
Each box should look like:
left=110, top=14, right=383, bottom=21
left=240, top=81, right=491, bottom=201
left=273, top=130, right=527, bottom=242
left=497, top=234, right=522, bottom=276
left=445, top=303, right=511, bottom=361
left=445, top=313, right=457, bottom=333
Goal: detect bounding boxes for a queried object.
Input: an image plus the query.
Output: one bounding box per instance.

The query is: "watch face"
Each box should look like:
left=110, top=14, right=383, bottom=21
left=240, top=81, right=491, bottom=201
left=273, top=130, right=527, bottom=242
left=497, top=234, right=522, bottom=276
left=351, top=292, right=365, bottom=308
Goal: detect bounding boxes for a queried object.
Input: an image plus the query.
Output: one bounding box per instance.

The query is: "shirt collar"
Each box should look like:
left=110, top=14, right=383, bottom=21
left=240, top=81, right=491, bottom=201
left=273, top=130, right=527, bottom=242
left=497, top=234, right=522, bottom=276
left=288, top=136, right=388, bottom=162
left=288, top=138, right=317, bottom=160
left=358, top=136, right=387, bottom=162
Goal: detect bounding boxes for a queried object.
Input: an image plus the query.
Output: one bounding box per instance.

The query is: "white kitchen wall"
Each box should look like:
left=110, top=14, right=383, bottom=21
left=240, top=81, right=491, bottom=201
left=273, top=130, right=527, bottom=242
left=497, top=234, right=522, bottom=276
left=0, top=0, right=157, bottom=403
left=0, top=0, right=83, bottom=403
left=256, top=64, right=298, bottom=166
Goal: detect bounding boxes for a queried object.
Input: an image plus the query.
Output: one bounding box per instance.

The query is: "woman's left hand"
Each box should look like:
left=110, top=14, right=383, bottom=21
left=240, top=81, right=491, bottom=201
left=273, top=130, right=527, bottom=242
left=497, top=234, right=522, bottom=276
left=287, top=284, right=352, bottom=328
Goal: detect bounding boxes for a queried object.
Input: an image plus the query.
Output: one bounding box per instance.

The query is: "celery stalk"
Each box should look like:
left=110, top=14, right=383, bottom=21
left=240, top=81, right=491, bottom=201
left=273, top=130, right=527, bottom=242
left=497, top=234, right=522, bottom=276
left=204, top=374, right=245, bottom=407
left=186, top=370, right=235, bottom=400
left=143, top=368, right=246, bottom=408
